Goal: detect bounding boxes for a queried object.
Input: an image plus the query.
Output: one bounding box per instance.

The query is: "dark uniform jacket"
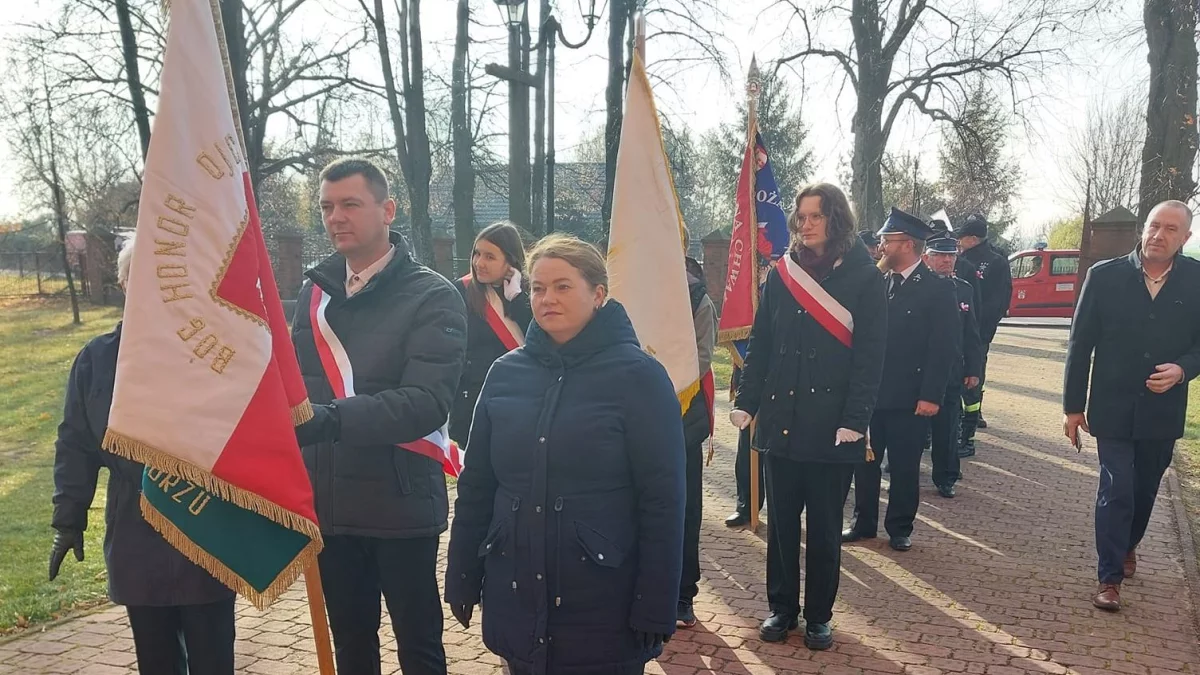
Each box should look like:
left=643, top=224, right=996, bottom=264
left=735, top=243, right=888, bottom=463
left=445, top=301, right=685, bottom=675
left=292, top=232, right=467, bottom=538
left=877, top=262, right=959, bottom=410
left=956, top=257, right=984, bottom=320
left=682, top=261, right=716, bottom=449
left=449, top=278, right=533, bottom=445
left=52, top=324, right=234, bottom=607
left=950, top=275, right=984, bottom=388
left=960, top=240, right=1012, bottom=344
left=1064, top=249, right=1200, bottom=440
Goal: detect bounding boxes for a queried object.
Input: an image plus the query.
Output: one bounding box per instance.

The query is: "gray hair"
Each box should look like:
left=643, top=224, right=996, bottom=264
left=117, top=237, right=135, bottom=287
left=1151, top=200, right=1193, bottom=229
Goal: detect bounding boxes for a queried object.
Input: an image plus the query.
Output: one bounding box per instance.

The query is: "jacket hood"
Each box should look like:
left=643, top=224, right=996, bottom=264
left=524, top=299, right=640, bottom=367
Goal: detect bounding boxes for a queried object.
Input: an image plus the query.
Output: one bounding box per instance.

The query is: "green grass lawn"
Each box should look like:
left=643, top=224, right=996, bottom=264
left=0, top=298, right=122, bottom=634
left=1176, top=380, right=1200, bottom=565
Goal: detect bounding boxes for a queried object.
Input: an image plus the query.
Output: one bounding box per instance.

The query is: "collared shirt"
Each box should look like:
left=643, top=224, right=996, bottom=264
left=887, top=259, right=922, bottom=299
left=346, top=245, right=395, bottom=297
left=895, top=259, right=922, bottom=281
left=1143, top=258, right=1173, bottom=301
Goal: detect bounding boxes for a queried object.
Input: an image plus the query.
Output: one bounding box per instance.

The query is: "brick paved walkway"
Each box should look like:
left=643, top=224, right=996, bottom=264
left=3, top=325, right=1198, bottom=674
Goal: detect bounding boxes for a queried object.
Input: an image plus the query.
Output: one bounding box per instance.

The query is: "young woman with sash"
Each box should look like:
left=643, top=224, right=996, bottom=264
left=449, top=222, right=533, bottom=446
left=731, top=182, right=888, bottom=649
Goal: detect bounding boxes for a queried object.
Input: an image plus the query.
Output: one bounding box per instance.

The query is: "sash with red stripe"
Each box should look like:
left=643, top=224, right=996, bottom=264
left=309, top=285, right=463, bottom=478
left=779, top=255, right=854, bottom=348
left=460, top=274, right=524, bottom=352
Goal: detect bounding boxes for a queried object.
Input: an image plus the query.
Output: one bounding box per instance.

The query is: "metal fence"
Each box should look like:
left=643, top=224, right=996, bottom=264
left=0, top=249, right=89, bottom=298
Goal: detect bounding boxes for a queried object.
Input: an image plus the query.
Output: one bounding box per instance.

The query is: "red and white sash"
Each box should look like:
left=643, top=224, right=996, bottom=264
left=780, top=255, right=855, bottom=348
left=309, top=286, right=463, bottom=478
left=461, top=275, right=525, bottom=351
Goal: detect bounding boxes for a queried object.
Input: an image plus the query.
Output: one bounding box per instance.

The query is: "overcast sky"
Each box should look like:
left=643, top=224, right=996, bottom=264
left=0, top=0, right=1149, bottom=238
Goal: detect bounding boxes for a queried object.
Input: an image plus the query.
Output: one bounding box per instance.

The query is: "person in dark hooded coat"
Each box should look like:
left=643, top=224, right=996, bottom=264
left=445, top=235, right=686, bottom=675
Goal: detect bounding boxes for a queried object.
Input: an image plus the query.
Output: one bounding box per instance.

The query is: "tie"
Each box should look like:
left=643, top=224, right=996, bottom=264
left=889, top=273, right=904, bottom=299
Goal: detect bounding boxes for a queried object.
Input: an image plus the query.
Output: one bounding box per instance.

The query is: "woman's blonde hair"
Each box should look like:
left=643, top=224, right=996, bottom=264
left=117, top=237, right=136, bottom=287
left=526, top=234, right=608, bottom=290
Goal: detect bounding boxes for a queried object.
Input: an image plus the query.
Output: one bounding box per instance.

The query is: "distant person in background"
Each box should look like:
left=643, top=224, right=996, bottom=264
left=859, top=230, right=881, bottom=261
left=1064, top=200, right=1200, bottom=612
left=449, top=222, right=533, bottom=446
left=50, top=237, right=236, bottom=675
left=957, top=214, right=1012, bottom=454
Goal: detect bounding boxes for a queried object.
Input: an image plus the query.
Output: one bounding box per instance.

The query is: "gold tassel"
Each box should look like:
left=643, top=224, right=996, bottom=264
left=103, top=429, right=323, bottom=543
left=677, top=377, right=702, bottom=415
left=291, top=399, right=314, bottom=426
left=140, top=496, right=322, bottom=610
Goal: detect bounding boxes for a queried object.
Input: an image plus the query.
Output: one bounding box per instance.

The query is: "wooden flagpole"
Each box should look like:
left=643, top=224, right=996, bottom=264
left=204, top=1, right=335, bottom=672
left=746, top=57, right=762, bottom=535
left=635, top=12, right=646, bottom=60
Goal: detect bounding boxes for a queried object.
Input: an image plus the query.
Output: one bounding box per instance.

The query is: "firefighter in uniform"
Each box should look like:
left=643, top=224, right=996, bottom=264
left=923, top=231, right=983, bottom=497
left=843, top=208, right=958, bottom=551
left=957, top=214, right=1012, bottom=455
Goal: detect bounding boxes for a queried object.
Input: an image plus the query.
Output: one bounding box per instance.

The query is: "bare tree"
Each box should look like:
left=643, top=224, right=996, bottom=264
left=775, top=0, right=1097, bottom=228
left=1065, top=92, right=1144, bottom=216
left=1138, top=0, right=1197, bottom=222
left=115, top=0, right=153, bottom=158
left=360, top=0, right=435, bottom=264
left=451, top=0, right=475, bottom=272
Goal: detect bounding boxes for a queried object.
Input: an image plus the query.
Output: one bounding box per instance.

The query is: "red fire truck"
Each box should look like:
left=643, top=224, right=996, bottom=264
left=1007, top=244, right=1080, bottom=318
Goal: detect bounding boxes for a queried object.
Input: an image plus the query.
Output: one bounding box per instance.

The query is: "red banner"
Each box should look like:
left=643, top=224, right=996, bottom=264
left=717, top=140, right=757, bottom=346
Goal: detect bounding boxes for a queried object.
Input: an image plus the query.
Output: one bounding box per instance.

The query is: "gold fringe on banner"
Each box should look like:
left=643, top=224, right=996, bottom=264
left=103, top=430, right=322, bottom=544
left=140, top=495, right=321, bottom=610
left=291, top=399, right=314, bottom=427
left=677, top=377, right=701, bottom=418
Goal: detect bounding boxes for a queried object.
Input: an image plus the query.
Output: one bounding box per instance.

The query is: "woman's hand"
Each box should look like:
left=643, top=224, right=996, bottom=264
left=503, top=268, right=523, bottom=301
left=834, top=428, right=864, bottom=445
left=729, top=409, right=751, bottom=430
left=450, top=602, right=474, bottom=629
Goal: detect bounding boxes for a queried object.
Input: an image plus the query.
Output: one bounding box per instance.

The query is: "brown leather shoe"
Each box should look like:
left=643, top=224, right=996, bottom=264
left=1123, top=549, right=1136, bottom=579
left=1092, top=583, right=1120, bottom=611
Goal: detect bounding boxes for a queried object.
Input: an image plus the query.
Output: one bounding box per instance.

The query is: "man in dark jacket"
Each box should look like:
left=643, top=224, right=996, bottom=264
left=291, top=158, right=467, bottom=674
left=1064, top=200, right=1200, bottom=612
left=678, top=255, right=717, bottom=628
left=51, top=239, right=236, bottom=674
left=923, top=231, right=983, bottom=497
left=958, top=214, right=1013, bottom=451
left=734, top=183, right=888, bottom=649
left=844, top=208, right=958, bottom=552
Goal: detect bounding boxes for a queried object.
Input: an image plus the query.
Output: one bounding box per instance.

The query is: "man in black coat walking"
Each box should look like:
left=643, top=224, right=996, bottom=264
left=958, top=214, right=1012, bottom=452
left=1064, top=200, right=1200, bottom=612
left=923, top=231, right=983, bottom=497
left=291, top=158, right=467, bottom=675
left=844, top=208, right=958, bottom=552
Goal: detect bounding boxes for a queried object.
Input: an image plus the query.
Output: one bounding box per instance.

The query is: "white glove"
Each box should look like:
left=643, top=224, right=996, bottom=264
left=729, top=409, right=752, bottom=430
left=834, top=428, right=864, bottom=445
left=503, top=269, right=522, bottom=301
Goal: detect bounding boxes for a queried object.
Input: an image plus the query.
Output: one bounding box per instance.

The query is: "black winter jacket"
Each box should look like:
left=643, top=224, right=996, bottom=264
left=960, top=240, right=1012, bottom=343
left=445, top=301, right=686, bottom=675
left=1064, top=249, right=1200, bottom=440
left=52, top=324, right=234, bottom=607
left=735, top=243, right=888, bottom=463
left=448, top=277, right=533, bottom=445
left=876, top=262, right=959, bottom=410
left=291, top=233, right=467, bottom=538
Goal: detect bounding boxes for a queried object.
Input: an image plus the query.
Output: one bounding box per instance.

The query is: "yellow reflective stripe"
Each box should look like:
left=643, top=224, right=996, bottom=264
left=963, top=403, right=982, bottom=413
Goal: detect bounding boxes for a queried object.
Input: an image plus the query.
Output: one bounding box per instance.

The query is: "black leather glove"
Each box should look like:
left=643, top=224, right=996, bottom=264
left=449, top=603, right=474, bottom=629
left=295, top=404, right=341, bottom=447
left=48, top=528, right=84, bottom=581
left=634, top=630, right=669, bottom=650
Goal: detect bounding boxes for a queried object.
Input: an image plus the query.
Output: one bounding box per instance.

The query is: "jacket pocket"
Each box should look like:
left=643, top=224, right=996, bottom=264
left=392, top=450, right=413, bottom=496
left=575, top=521, right=625, bottom=568
left=478, top=516, right=511, bottom=558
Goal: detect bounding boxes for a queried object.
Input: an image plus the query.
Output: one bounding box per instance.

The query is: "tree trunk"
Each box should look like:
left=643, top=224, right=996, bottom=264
left=602, top=0, right=628, bottom=231
left=451, top=0, right=475, bottom=273
left=849, top=0, right=887, bottom=230
left=115, top=0, right=151, bottom=160
left=1138, top=0, right=1198, bottom=223
left=220, top=0, right=255, bottom=183
left=530, top=0, right=551, bottom=237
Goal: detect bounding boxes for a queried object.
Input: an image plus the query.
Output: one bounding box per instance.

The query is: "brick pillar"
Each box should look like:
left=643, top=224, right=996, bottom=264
left=702, top=232, right=730, bottom=313
left=83, top=234, right=111, bottom=304
left=433, top=237, right=456, bottom=279
left=274, top=232, right=304, bottom=300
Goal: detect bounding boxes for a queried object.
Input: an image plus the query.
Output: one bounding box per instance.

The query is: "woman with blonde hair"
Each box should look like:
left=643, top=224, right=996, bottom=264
left=445, top=235, right=686, bottom=675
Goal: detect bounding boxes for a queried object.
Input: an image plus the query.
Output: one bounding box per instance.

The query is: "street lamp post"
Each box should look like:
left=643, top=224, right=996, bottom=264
left=490, top=0, right=599, bottom=235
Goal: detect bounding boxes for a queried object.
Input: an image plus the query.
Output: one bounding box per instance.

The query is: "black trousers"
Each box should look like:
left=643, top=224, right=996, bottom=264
left=1094, top=438, right=1174, bottom=584
left=764, top=454, right=854, bottom=623
left=961, top=344, right=990, bottom=443
left=680, top=440, right=704, bottom=601
left=931, top=386, right=963, bottom=487
left=319, top=534, right=447, bottom=675
left=125, top=598, right=236, bottom=675
left=734, top=427, right=764, bottom=516
left=850, top=410, right=929, bottom=538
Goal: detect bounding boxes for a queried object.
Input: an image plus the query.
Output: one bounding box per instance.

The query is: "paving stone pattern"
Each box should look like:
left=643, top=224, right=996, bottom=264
left=2, top=326, right=1197, bottom=674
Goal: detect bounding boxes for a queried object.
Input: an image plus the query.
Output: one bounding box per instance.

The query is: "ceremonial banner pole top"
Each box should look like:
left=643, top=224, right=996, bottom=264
left=745, top=56, right=762, bottom=534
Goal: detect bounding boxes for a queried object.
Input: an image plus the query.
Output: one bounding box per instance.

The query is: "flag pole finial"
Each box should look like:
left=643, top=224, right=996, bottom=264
left=747, top=55, right=762, bottom=101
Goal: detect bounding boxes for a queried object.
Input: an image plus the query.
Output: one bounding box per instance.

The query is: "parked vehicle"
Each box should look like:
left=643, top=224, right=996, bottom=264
left=1007, top=244, right=1080, bottom=318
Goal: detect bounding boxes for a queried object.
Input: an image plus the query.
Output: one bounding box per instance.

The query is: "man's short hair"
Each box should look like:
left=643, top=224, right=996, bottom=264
left=319, top=158, right=390, bottom=203
left=1153, top=200, right=1193, bottom=228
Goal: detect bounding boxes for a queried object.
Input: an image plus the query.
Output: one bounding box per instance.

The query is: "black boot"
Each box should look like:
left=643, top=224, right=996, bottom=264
left=804, top=621, right=833, bottom=650
left=759, top=612, right=798, bottom=642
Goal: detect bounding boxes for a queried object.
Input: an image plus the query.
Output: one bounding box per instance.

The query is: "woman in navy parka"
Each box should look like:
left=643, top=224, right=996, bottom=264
left=445, top=235, right=686, bottom=675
